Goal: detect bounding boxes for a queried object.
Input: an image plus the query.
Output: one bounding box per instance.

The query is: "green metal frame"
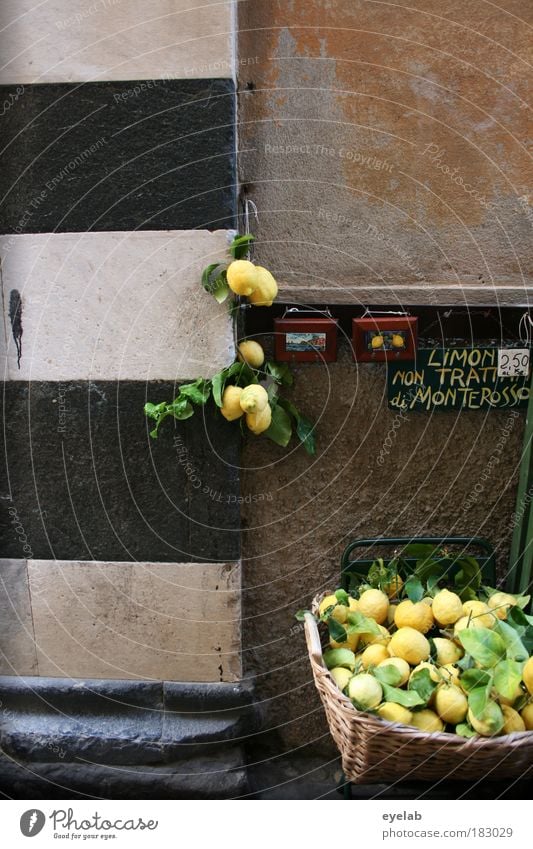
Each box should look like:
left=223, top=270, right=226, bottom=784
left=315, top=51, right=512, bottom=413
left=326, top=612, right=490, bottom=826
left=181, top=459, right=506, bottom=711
left=340, top=536, right=496, bottom=589
left=509, top=369, right=533, bottom=600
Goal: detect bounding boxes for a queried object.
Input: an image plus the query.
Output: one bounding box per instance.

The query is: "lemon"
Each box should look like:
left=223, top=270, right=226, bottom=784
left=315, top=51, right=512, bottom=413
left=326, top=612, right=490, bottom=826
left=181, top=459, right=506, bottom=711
left=386, top=604, right=397, bottom=626
left=240, top=384, right=269, bottom=414
left=432, top=589, right=464, bottom=625
left=383, top=575, right=404, bottom=599
left=391, top=334, right=405, bottom=349
left=520, top=703, right=533, bottom=730
left=358, top=589, right=389, bottom=624
left=500, top=705, right=526, bottom=734
left=360, top=643, right=389, bottom=669
left=330, top=630, right=359, bottom=652
left=237, top=340, right=264, bottom=368
left=371, top=335, right=384, bottom=349
left=378, top=656, right=411, bottom=686
left=348, top=597, right=360, bottom=613
left=359, top=624, right=391, bottom=647
left=246, top=404, right=272, bottom=435
left=348, top=673, right=383, bottom=708
left=468, top=702, right=504, bottom=737
left=421, top=597, right=433, bottom=606
left=523, top=657, right=533, bottom=695
left=434, top=684, right=468, bottom=724
left=453, top=615, right=487, bottom=637
left=433, top=637, right=463, bottom=666
left=319, top=594, right=348, bottom=624
left=462, top=600, right=494, bottom=628
left=378, top=702, right=412, bottom=724
left=409, top=709, right=444, bottom=733
left=226, top=260, right=258, bottom=296
left=394, top=599, right=434, bottom=634
left=487, top=591, right=517, bottom=620
left=389, top=627, right=430, bottom=665
left=220, top=385, right=244, bottom=421
left=411, top=661, right=440, bottom=683
left=440, top=663, right=460, bottom=684
left=248, top=266, right=278, bottom=306
left=330, top=667, right=352, bottom=691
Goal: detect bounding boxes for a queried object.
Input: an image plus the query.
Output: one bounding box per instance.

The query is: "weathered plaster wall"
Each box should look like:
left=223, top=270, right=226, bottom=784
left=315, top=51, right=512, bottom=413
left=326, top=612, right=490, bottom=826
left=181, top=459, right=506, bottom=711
left=238, top=0, right=532, bottom=304
left=238, top=1, right=531, bottom=753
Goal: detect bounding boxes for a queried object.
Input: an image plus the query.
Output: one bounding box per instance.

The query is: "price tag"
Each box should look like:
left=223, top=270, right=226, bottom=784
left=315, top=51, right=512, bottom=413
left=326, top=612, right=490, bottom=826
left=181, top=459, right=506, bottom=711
left=497, top=348, right=530, bottom=377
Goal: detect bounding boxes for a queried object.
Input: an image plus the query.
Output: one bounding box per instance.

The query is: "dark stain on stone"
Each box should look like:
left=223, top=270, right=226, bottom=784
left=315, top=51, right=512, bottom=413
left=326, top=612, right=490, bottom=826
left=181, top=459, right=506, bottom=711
left=8, top=289, right=22, bottom=368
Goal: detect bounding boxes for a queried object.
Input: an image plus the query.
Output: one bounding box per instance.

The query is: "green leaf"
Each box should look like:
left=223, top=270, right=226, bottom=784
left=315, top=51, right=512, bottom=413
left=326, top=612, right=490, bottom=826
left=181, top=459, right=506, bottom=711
left=263, top=403, right=292, bottom=448
left=346, top=611, right=381, bottom=635
left=456, top=723, right=477, bottom=738
left=211, top=270, right=230, bottom=304
left=457, top=627, right=506, bottom=668
left=381, top=682, right=425, bottom=708
left=404, top=577, right=424, bottom=602
left=277, top=397, right=316, bottom=455
left=230, top=234, right=255, bottom=260
left=335, top=589, right=350, bottom=606
left=454, top=556, right=482, bottom=599
left=168, top=397, right=194, bottom=420
left=201, top=262, right=224, bottom=290
left=373, top=666, right=403, bottom=687
left=323, top=648, right=356, bottom=671
left=408, top=668, right=438, bottom=703
left=144, top=402, right=166, bottom=420
left=328, top=618, right=347, bottom=643
left=494, top=620, right=529, bottom=661
left=179, top=379, right=211, bottom=405
left=294, top=610, right=309, bottom=622
left=460, top=669, right=492, bottom=693
left=516, top=594, right=531, bottom=610
left=201, top=263, right=229, bottom=303
left=493, top=659, right=523, bottom=700
left=211, top=363, right=247, bottom=407
left=265, top=361, right=294, bottom=386
left=468, top=686, right=490, bottom=719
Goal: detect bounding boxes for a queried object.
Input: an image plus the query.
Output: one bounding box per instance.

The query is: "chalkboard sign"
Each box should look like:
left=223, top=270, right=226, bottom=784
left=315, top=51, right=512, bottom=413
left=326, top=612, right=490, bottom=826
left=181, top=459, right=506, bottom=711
left=388, top=348, right=531, bottom=411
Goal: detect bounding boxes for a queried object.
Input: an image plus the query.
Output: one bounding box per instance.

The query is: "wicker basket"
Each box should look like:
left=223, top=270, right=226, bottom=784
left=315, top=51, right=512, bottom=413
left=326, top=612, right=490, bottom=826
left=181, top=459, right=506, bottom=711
left=304, top=611, right=533, bottom=784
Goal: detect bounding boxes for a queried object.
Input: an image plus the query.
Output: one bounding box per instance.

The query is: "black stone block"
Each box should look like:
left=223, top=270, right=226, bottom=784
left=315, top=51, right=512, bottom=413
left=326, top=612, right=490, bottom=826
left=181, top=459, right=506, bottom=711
left=0, top=79, right=236, bottom=233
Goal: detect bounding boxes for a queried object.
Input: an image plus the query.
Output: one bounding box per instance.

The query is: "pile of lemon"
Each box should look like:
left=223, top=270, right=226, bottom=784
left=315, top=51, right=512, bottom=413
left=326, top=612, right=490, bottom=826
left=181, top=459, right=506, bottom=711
left=226, top=260, right=278, bottom=307
left=319, top=584, right=533, bottom=736
left=220, top=340, right=273, bottom=435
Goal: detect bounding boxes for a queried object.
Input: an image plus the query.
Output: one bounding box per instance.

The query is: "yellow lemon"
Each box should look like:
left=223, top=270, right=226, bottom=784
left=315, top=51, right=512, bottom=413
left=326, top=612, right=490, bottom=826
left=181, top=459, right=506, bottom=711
left=389, top=627, right=430, bottom=666
left=240, top=384, right=269, bottom=414
left=378, top=657, right=411, bottom=686
left=468, top=703, right=504, bottom=737
left=421, top=597, right=433, bottom=606
left=434, top=684, right=468, bottom=724
left=237, top=340, right=264, bottom=368
left=394, top=599, right=434, bottom=634
left=347, top=673, right=383, bottom=708
left=433, top=637, right=463, bottom=666
left=440, top=663, right=460, bottom=685
left=391, top=334, right=405, bottom=349
left=246, top=404, right=272, bottom=435
left=454, top=615, right=487, bottom=637
left=330, top=630, right=359, bottom=652
left=371, top=334, right=384, bottom=349
left=330, top=667, right=352, bottom=691
left=319, top=594, right=348, bottom=624
left=500, top=705, right=526, bottom=735
left=462, top=600, right=494, bottom=628
left=487, top=592, right=517, bottom=620
left=226, top=259, right=258, bottom=296
left=358, top=589, right=389, bottom=624
left=411, top=661, right=440, bottom=683
left=378, top=702, right=412, bottom=724
left=359, top=624, right=391, bottom=647
left=523, top=657, right=533, bottom=695
left=360, top=643, right=390, bottom=669
left=386, top=604, right=397, bottom=626
left=432, top=589, right=464, bottom=625
left=220, top=386, right=244, bottom=421
left=248, top=266, right=278, bottom=306
left=520, top=703, right=533, bottom=730
left=383, top=575, right=404, bottom=599
left=409, top=709, right=444, bottom=733
left=348, top=597, right=360, bottom=613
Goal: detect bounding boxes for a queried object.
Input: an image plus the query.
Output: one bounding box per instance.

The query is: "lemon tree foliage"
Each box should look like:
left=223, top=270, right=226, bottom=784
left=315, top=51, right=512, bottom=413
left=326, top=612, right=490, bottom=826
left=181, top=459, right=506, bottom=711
left=299, top=553, right=533, bottom=736
left=145, top=234, right=316, bottom=453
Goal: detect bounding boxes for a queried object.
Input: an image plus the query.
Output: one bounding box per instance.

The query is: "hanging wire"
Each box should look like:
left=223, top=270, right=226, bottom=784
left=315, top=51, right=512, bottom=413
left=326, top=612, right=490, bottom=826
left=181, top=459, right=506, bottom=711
left=243, top=197, right=258, bottom=261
